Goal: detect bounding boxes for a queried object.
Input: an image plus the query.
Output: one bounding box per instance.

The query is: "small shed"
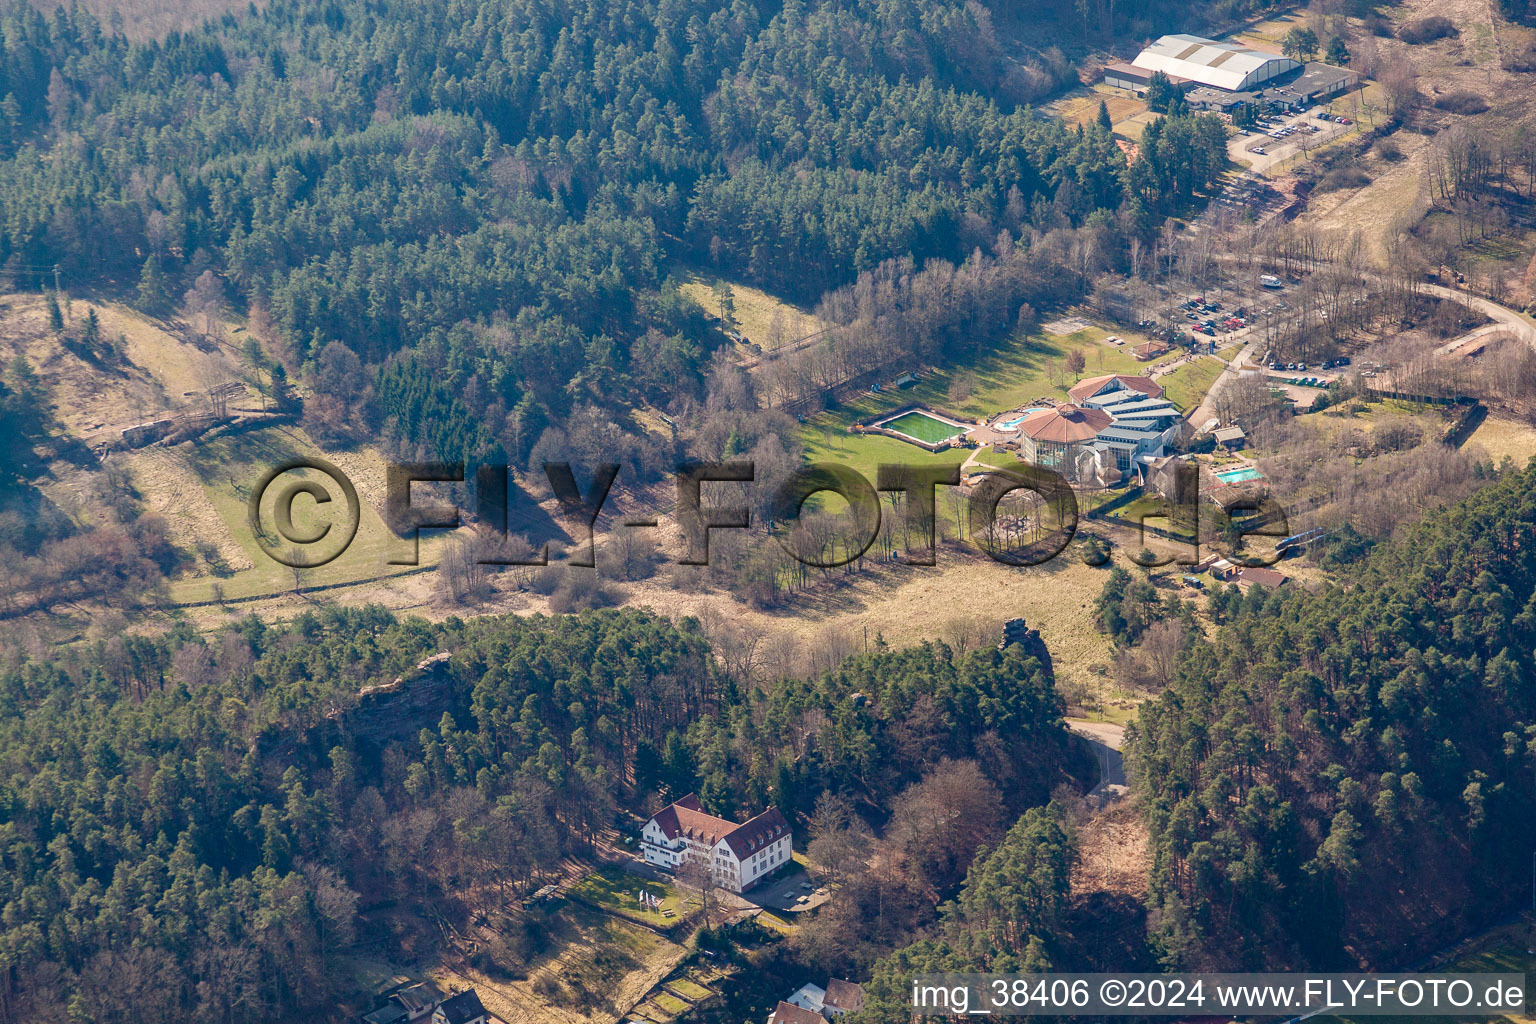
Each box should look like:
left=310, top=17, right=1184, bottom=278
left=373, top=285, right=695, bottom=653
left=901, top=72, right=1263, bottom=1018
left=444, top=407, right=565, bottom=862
left=1213, top=425, right=1246, bottom=449
left=1231, top=565, right=1289, bottom=591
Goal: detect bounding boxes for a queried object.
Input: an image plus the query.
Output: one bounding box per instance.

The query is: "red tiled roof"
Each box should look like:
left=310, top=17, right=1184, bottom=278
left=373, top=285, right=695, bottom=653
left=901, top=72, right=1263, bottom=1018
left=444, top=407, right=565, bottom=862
left=649, top=793, right=739, bottom=846
left=1069, top=373, right=1164, bottom=404
left=649, top=798, right=790, bottom=859
left=768, top=1001, right=829, bottom=1024
left=1019, top=404, right=1112, bottom=443
left=722, top=808, right=790, bottom=859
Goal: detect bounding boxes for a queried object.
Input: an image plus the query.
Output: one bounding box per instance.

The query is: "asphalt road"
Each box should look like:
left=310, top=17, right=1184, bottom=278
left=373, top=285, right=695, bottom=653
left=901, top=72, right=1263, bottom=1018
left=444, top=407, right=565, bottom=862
left=1188, top=334, right=1262, bottom=429
left=1068, top=719, right=1127, bottom=805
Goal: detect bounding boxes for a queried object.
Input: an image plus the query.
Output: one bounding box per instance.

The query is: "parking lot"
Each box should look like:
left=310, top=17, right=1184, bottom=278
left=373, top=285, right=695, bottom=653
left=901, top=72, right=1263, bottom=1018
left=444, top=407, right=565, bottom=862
left=1230, top=110, right=1354, bottom=174
left=736, top=867, right=834, bottom=914
left=1147, top=295, right=1255, bottom=350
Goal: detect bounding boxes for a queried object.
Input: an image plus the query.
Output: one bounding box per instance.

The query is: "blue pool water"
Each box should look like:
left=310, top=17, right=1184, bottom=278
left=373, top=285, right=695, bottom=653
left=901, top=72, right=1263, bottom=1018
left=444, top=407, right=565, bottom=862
left=1217, top=467, right=1263, bottom=483
left=999, top=409, right=1046, bottom=430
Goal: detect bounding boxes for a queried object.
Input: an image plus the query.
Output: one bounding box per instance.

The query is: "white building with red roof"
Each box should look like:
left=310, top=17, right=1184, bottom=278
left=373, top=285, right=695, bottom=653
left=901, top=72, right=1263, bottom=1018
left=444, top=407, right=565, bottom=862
left=641, top=794, right=793, bottom=893
left=1067, top=373, right=1164, bottom=406
left=1004, top=374, right=1183, bottom=485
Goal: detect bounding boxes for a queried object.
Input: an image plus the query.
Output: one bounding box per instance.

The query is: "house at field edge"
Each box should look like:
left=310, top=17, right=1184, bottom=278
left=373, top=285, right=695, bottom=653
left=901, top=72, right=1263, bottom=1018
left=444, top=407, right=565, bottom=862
left=776, top=978, right=867, bottom=1020
left=641, top=793, right=792, bottom=893
left=392, top=983, right=440, bottom=1021
left=431, top=989, right=487, bottom=1024
left=823, top=979, right=866, bottom=1016
left=1229, top=565, right=1289, bottom=591
left=361, top=981, right=442, bottom=1024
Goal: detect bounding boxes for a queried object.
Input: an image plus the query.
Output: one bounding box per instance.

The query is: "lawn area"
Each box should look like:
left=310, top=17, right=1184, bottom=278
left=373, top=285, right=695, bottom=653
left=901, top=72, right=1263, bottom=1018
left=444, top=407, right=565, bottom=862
left=566, top=866, right=689, bottom=929
left=1232, top=11, right=1306, bottom=49
left=799, top=325, right=1152, bottom=479
left=1105, top=493, right=1197, bottom=540
left=971, top=446, right=1024, bottom=470
left=756, top=910, right=796, bottom=934
left=1050, top=87, right=1146, bottom=133
left=666, top=978, right=714, bottom=1001
left=800, top=421, right=973, bottom=483
left=1160, top=355, right=1226, bottom=411
left=651, top=992, right=690, bottom=1016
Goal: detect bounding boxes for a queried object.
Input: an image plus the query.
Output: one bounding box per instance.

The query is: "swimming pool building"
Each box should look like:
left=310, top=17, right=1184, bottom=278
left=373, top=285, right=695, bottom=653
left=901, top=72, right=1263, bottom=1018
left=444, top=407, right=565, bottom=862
left=1015, top=374, right=1183, bottom=484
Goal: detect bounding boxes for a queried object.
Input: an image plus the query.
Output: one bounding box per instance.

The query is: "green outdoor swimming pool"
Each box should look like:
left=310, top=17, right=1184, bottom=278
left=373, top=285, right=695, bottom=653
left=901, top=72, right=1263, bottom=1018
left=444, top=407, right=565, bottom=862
left=882, top=411, right=965, bottom=444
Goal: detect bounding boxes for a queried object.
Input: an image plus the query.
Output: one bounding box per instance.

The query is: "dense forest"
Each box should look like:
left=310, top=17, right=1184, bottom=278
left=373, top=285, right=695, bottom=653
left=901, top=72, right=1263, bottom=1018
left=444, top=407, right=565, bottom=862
left=0, top=605, right=1075, bottom=1021
left=0, top=0, right=1229, bottom=475
left=1131, top=460, right=1536, bottom=969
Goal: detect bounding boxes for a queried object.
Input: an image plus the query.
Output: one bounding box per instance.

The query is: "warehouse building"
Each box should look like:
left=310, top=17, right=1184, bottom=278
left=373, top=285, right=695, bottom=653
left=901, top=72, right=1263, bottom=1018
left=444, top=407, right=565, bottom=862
left=1128, top=34, right=1299, bottom=93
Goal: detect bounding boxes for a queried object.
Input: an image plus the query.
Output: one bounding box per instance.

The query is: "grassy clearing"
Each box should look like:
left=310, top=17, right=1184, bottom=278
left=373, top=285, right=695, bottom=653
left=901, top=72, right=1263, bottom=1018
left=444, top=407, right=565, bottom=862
left=971, top=446, right=1024, bottom=470
left=675, top=270, right=823, bottom=351
left=1052, top=89, right=1146, bottom=134
left=1115, top=110, right=1161, bottom=141
left=1159, top=356, right=1226, bottom=410
left=1465, top=416, right=1536, bottom=467
left=1232, top=12, right=1305, bottom=49
left=432, top=900, right=689, bottom=1024
left=158, top=426, right=436, bottom=605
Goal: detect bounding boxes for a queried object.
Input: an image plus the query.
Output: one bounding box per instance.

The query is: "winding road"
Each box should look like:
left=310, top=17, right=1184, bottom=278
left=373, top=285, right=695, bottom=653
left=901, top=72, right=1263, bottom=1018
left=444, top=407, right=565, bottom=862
left=1424, top=283, right=1536, bottom=353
